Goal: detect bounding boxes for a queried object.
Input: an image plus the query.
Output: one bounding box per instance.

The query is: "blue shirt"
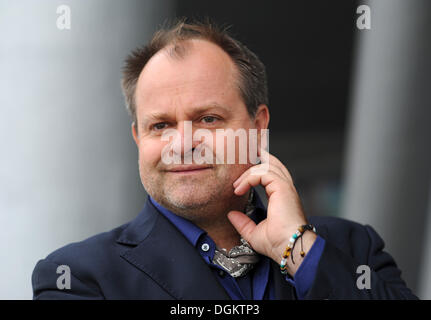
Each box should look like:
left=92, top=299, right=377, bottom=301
left=149, top=192, right=325, bottom=300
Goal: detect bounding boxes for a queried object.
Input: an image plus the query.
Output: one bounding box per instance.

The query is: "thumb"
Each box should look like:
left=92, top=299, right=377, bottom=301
left=227, top=210, right=257, bottom=244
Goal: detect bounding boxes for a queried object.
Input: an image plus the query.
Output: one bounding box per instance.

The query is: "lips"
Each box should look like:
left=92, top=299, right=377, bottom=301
left=166, top=165, right=213, bottom=172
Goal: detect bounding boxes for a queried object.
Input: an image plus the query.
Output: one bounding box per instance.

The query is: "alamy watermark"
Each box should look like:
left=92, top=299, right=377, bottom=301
left=356, top=265, right=371, bottom=290
left=356, top=5, right=371, bottom=30
left=56, top=265, right=71, bottom=290
left=160, top=121, right=270, bottom=175
left=56, top=5, right=71, bottom=30
left=54, top=5, right=370, bottom=32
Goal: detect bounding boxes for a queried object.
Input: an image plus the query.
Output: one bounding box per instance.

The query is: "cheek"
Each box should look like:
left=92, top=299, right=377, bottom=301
left=213, top=129, right=254, bottom=165
left=138, top=139, right=164, bottom=167
left=219, top=163, right=252, bottom=185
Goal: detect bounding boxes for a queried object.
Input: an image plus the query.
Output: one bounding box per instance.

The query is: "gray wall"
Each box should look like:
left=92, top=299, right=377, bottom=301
left=0, top=0, right=172, bottom=299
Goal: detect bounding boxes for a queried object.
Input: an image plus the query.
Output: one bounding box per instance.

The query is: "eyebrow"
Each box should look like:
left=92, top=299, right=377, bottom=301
left=140, top=102, right=231, bottom=127
left=188, top=102, right=231, bottom=115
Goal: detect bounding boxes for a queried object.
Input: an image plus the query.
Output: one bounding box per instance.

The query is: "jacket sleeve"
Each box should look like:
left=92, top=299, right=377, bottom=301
left=32, top=258, right=104, bottom=300
left=305, top=221, right=419, bottom=300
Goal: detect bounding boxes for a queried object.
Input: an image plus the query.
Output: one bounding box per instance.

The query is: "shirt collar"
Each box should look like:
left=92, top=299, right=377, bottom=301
left=149, top=196, right=205, bottom=246
left=149, top=188, right=266, bottom=248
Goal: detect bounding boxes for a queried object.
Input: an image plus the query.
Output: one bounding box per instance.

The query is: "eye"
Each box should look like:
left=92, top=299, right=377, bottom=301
left=200, top=116, right=218, bottom=124
left=152, top=122, right=168, bottom=131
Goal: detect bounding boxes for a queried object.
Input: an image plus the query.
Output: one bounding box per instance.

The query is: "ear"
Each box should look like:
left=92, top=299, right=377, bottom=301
left=253, top=104, right=270, bottom=130
left=253, top=105, right=270, bottom=158
left=131, top=122, right=139, bottom=147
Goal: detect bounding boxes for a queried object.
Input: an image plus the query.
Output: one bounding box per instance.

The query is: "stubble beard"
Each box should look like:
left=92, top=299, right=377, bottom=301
left=141, top=164, right=248, bottom=226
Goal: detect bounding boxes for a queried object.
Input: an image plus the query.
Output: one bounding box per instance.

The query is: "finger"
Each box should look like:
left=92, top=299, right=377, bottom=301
left=227, top=211, right=257, bottom=246
left=233, top=162, right=286, bottom=190
left=233, top=164, right=266, bottom=190
left=258, top=148, right=292, bottom=181
left=234, top=170, right=282, bottom=196
left=267, top=163, right=288, bottom=180
left=233, top=150, right=290, bottom=188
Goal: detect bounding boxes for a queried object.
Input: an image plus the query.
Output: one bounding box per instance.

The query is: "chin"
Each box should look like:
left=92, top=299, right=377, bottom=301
left=166, top=189, right=214, bottom=210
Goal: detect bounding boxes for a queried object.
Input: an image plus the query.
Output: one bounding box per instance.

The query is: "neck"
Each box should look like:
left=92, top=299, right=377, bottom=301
left=197, top=191, right=250, bottom=251
left=155, top=190, right=251, bottom=252
left=196, top=214, right=242, bottom=252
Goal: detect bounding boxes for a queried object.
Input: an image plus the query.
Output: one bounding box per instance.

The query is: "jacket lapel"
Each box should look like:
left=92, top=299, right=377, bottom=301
left=117, top=200, right=230, bottom=300
left=115, top=199, right=325, bottom=300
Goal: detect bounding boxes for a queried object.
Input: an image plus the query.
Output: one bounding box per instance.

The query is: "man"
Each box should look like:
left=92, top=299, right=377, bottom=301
left=32, top=18, right=417, bottom=300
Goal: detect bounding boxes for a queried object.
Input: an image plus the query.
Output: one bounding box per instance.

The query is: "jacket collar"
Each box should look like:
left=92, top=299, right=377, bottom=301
left=115, top=196, right=298, bottom=300
left=116, top=198, right=230, bottom=299
left=116, top=199, right=157, bottom=245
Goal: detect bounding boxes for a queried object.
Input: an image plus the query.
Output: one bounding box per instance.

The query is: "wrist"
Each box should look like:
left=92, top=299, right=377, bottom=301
left=270, top=225, right=302, bottom=263
left=287, top=231, right=317, bottom=276
left=272, top=227, right=318, bottom=277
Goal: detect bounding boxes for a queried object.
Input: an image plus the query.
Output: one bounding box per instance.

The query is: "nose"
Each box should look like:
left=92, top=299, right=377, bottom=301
left=172, top=120, right=201, bottom=158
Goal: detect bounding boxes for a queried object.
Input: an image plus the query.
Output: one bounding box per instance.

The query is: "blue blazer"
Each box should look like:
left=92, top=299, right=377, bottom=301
left=32, top=199, right=418, bottom=299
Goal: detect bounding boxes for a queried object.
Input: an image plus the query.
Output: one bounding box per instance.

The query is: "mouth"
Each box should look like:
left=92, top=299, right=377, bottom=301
left=165, top=165, right=213, bottom=174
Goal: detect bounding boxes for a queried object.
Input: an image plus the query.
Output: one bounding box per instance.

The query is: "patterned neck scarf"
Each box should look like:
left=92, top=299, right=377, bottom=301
left=212, top=189, right=260, bottom=278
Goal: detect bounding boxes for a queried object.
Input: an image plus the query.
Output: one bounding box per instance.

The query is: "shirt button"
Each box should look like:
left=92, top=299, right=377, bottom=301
left=201, top=243, right=210, bottom=252
left=218, top=270, right=226, bottom=277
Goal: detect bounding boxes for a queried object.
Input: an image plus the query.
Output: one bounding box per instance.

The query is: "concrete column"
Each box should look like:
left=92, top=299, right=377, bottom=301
left=341, top=0, right=431, bottom=296
left=0, top=0, right=173, bottom=299
left=418, top=182, right=431, bottom=299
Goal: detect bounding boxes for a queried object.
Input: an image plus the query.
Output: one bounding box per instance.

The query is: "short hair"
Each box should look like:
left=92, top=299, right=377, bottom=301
left=121, top=17, right=268, bottom=126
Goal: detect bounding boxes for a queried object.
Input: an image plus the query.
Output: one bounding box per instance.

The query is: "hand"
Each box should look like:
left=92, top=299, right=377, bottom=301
left=227, top=150, right=317, bottom=276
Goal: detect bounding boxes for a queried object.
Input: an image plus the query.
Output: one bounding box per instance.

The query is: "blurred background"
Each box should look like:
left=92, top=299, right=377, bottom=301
left=0, top=0, right=430, bottom=299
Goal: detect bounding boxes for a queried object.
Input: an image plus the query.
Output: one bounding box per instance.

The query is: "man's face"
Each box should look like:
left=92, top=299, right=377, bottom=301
left=132, top=39, right=268, bottom=218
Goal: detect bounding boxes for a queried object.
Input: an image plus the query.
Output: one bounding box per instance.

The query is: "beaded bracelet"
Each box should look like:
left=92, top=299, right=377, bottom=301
left=280, top=224, right=316, bottom=274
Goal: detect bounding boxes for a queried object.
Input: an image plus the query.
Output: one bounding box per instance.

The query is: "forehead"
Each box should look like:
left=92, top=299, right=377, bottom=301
left=135, top=39, right=242, bottom=116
